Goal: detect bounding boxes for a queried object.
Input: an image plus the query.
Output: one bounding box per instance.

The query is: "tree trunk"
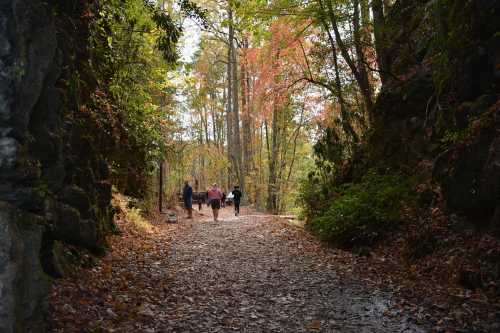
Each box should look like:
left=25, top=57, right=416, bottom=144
left=241, top=37, right=253, bottom=176
left=209, top=91, right=218, bottom=149
left=266, top=44, right=281, bottom=214
left=228, top=7, right=244, bottom=194
left=353, top=0, right=374, bottom=119
left=372, top=0, right=390, bottom=85
left=258, top=121, right=264, bottom=208
left=226, top=15, right=233, bottom=187
left=360, top=0, right=376, bottom=89
left=267, top=103, right=279, bottom=213
left=202, top=105, right=210, bottom=146
left=158, top=161, right=163, bottom=212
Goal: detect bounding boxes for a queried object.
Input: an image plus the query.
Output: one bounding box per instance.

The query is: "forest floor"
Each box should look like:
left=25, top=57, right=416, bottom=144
left=49, top=205, right=499, bottom=332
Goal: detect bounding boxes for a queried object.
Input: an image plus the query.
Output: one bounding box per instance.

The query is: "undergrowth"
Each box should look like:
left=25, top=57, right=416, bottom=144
left=125, top=207, right=153, bottom=233
left=306, top=172, right=413, bottom=248
left=112, top=192, right=152, bottom=233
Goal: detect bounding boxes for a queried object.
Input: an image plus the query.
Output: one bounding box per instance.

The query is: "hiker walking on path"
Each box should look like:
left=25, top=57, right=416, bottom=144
left=207, top=183, right=223, bottom=221
left=183, top=180, right=193, bottom=219
left=232, top=185, right=242, bottom=216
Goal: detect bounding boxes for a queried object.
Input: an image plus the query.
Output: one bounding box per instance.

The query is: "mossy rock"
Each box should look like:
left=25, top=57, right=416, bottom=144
left=52, top=203, right=106, bottom=254
left=60, top=185, right=91, bottom=215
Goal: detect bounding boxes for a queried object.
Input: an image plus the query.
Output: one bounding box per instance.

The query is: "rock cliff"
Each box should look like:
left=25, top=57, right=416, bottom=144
left=348, top=0, right=500, bottom=227
left=0, top=1, right=115, bottom=331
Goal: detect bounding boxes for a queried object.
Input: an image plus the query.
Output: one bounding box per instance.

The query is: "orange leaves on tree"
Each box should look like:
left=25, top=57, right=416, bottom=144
left=243, top=18, right=312, bottom=121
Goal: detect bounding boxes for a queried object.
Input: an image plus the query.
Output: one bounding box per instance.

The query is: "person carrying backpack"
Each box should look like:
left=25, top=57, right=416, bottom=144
left=232, top=185, right=242, bottom=216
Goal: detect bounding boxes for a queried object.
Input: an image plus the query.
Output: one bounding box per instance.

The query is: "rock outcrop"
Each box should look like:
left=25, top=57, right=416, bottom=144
left=0, top=0, right=116, bottom=330
left=0, top=1, right=57, bottom=331
left=359, top=0, right=500, bottom=226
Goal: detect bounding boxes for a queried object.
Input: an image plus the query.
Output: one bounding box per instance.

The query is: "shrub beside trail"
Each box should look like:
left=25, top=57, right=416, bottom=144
left=307, top=172, right=412, bottom=248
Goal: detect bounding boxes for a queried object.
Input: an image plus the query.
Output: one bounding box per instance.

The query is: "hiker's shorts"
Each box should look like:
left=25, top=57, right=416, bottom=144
left=210, top=199, right=221, bottom=210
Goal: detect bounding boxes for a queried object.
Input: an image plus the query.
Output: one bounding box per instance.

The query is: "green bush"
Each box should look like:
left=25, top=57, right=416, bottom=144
left=308, top=172, right=411, bottom=248
left=298, top=172, right=331, bottom=219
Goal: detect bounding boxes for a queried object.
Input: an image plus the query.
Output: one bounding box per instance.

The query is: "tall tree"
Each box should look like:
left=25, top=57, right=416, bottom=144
left=226, top=9, right=234, bottom=188
left=241, top=36, right=254, bottom=176
left=227, top=5, right=244, bottom=192
left=317, top=0, right=374, bottom=114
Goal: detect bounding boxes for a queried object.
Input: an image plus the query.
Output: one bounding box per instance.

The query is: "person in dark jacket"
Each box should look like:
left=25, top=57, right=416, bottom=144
left=182, top=180, right=193, bottom=219
left=232, top=185, right=242, bottom=216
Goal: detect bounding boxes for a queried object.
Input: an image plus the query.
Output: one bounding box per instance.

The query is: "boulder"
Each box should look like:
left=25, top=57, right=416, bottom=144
left=61, top=185, right=91, bottom=215
left=53, top=203, right=105, bottom=254
left=0, top=202, right=50, bottom=333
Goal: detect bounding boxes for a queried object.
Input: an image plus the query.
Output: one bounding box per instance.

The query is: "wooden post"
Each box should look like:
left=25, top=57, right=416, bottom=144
left=159, top=160, right=163, bottom=213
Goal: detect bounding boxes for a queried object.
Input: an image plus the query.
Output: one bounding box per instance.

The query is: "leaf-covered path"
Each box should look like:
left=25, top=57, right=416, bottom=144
left=159, top=209, right=425, bottom=333
left=50, top=207, right=428, bottom=332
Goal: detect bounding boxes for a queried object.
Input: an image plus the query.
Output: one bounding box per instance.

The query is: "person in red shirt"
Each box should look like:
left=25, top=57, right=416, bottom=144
left=207, top=183, right=223, bottom=221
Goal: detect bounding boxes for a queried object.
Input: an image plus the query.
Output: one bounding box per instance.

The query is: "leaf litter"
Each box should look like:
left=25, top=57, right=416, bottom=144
left=49, top=206, right=498, bottom=332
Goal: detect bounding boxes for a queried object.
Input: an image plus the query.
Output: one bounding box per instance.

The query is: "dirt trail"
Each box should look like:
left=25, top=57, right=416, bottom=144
left=156, top=207, right=426, bottom=332
left=50, top=206, right=428, bottom=332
